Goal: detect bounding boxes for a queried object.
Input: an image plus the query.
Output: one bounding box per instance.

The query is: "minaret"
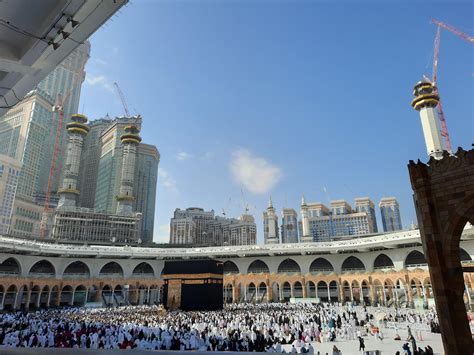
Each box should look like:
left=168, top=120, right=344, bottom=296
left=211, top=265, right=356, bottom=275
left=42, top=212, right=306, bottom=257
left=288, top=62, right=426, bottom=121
left=300, top=195, right=312, bottom=243
left=57, top=114, right=90, bottom=208
left=411, top=78, right=444, bottom=160
left=264, top=197, right=278, bottom=244
left=116, top=125, right=141, bottom=215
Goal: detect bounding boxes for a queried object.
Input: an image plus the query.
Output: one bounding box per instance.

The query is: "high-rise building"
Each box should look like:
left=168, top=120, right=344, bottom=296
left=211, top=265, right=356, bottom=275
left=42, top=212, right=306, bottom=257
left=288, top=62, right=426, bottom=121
left=302, top=198, right=378, bottom=241
left=206, top=214, right=256, bottom=246
left=51, top=117, right=142, bottom=243
left=76, top=115, right=158, bottom=242
left=379, top=197, right=402, bottom=232
left=78, top=118, right=112, bottom=208
left=9, top=198, right=43, bottom=237
left=0, top=155, right=21, bottom=234
left=170, top=208, right=215, bottom=245
left=354, top=197, right=378, bottom=233
left=281, top=208, right=298, bottom=243
left=263, top=198, right=279, bottom=244
left=0, top=89, right=55, bottom=201
left=94, top=116, right=142, bottom=213
left=169, top=207, right=256, bottom=246
left=134, top=144, right=160, bottom=243
left=37, top=42, right=90, bottom=193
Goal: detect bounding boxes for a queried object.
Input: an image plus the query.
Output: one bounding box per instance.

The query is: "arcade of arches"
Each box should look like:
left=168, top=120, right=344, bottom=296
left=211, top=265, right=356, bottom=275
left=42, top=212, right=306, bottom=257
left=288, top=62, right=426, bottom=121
left=0, top=253, right=473, bottom=312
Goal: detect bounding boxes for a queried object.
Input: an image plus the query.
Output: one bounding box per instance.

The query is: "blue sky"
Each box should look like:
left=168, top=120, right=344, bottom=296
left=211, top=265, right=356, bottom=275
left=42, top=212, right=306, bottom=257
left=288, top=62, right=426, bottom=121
left=80, top=0, right=473, bottom=243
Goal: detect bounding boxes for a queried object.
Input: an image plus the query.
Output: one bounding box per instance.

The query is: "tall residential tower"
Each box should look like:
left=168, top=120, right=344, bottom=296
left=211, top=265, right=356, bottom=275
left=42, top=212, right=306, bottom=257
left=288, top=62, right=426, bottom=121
left=379, top=197, right=402, bottom=232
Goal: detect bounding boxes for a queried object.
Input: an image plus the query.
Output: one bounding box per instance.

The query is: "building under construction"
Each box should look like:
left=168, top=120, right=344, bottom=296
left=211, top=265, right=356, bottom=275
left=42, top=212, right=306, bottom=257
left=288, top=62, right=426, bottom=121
left=51, top=114, right=143, bottom=244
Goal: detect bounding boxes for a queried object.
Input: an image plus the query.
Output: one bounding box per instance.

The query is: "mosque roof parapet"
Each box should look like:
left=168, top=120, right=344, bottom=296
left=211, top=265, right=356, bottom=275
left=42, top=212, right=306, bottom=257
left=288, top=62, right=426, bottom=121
left=0, top=229, right=428, bottom=258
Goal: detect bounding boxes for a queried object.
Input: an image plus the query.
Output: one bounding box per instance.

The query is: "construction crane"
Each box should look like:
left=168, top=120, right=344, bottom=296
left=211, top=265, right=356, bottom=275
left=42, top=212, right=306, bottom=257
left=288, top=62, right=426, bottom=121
left=432, top=19, right=474, bottom=44
left=430, top=19, right=474, bottom=153
left=39, top=60, right=88, bottom=238
left=114, top=82, right=130, bottom=117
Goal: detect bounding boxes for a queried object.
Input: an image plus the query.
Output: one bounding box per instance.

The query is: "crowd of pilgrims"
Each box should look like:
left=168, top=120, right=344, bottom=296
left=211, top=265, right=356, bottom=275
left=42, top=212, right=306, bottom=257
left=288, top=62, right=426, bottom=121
left=0, top=303, right=440, bottom=353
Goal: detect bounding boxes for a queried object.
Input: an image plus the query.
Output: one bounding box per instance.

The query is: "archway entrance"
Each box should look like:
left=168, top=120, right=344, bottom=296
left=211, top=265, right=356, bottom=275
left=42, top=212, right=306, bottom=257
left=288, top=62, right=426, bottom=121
left=408, top=147, right=474, bottom=353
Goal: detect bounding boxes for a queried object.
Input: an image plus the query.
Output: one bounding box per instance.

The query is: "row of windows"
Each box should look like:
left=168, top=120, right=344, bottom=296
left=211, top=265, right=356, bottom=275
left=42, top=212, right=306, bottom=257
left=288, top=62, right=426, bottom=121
left=16, top=207, right=41, bottom=220
left=13, top=219, right=34, bottom=233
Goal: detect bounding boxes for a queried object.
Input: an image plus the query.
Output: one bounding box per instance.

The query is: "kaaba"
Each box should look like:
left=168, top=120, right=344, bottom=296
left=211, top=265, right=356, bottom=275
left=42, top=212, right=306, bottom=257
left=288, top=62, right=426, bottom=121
left=161, top=259, right=223, bottom=311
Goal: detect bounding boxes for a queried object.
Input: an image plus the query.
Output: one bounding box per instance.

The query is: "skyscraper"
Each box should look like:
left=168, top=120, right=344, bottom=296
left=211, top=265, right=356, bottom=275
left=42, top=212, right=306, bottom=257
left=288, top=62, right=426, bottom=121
left=0, top=155, right=21, bottom=234
left=263, top=198, right=279, bottom=244
left=281, top=208, right=298, bottom=243
left=379, top=197, right=402, bottom=232
left=134, top=144, right=160, bottom=243
left=94, top=116, right=142, bottom=213
left=0, top=89, right=54, bottom=201
left=354, top=197, right=378, bottom=233
left=37, top=42, right=90, bottom=193
left=78, top=118, right=112, bottom=208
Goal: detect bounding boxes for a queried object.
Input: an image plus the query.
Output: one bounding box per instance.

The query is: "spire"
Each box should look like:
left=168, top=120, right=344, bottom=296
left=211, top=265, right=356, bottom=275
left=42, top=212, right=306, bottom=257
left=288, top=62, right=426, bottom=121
left=268, top=196, right=273, bottom=209
left=301, top=195, right=306, bottom=206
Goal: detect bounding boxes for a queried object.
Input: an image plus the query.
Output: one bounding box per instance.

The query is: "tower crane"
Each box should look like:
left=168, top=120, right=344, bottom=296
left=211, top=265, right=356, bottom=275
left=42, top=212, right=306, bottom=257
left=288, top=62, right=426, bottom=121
left=430, top=19, right=473, bottom=153
left=114, top=82, right=130, bottom=117
left=39, top=54, right=88, bottom=238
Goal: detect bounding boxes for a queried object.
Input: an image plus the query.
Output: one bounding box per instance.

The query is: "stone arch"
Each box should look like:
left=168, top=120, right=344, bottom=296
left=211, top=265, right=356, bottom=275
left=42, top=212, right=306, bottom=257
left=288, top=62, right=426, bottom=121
left=277, top=258, right=301, bottom=274
left=395, top=278, right=408, bottom=307
left=282, top=281, right=291, bottom=299
left=247, top=260, right=269, bottom=274
left=342, top=280, right=351, bottom=302
left=49, top=285, right=59, bottom=306
left=63, top=261, right=90, bottom=278
left=373, top=279, right=383, bottom=305
left=29, top=260, right=56, bottom=277
left=0, top=257, right=21, bottom=275
left=73, top=285, right=87, bottom=306
left=257, top=282, right=267, bottom=302
left=224, top=283, right=233, bottom=303
left=317, top=281, right=328, bottom=301
left=4, top=285, right=17, bottom=310
left=247, top=282, right=256, bottom=302
left=352, top=280, right=361, bottom=304
left=329, top=280, right=339, bottom=302
left=408, top=152, right=474, bottom=353
left=293, top=281, right=303, bottom=298
left=373, top=254, right=395, bottom=270
left=309, top=258, right=334, bottom=274
left=271, top=282, right=280, bottom=302
left=99, top=262, right=124, bottom=278
left=87, top=285, right=99, bottom=303
left=341, top=256, right=366, bottom=272
left=40, top=285, right=50, bottom=307
left=384, top=279, right=395, bottom=306
left=306, top=281, right=316, bottom=298
left=102, top=284, right=113, bottom=305
left=361, top=280, right=371, bottom=305
left=29, top=285, right=41, bottom=309
left=223, top=261, right=240, bottom=274
left=423, top=278, right=433, bottom=299
left=60, top=285, right=73, bottom=305
left=404, top=250, right=427, bottom=268
left=132, top=262, right=155, bottom=278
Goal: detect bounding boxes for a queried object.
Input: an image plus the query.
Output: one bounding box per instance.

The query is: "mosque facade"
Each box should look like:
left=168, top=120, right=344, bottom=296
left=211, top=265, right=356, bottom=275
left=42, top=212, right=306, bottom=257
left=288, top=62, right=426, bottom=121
left=0, top=228, right=473, bottom=311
